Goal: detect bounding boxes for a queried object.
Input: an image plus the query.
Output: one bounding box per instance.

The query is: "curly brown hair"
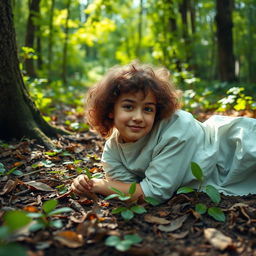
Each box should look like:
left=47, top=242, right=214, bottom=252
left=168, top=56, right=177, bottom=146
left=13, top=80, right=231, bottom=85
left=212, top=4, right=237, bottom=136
left=85, top=62, right=180, bottom=138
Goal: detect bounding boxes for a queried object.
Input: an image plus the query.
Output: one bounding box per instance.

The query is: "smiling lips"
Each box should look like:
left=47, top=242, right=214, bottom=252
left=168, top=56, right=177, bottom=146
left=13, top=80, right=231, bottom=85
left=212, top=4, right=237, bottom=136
left=128, top=125, right=144, bottom=132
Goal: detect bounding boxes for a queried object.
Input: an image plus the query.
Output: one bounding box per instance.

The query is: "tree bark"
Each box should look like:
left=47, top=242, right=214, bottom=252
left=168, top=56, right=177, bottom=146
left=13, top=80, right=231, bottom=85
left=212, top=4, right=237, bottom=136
left=24, top=0, right=41, bottom=77
left=215, top=0, right=236, bottom=82
left=0, top=0, right=67, bottom=149
left=61, top=0, right=71, bottom=86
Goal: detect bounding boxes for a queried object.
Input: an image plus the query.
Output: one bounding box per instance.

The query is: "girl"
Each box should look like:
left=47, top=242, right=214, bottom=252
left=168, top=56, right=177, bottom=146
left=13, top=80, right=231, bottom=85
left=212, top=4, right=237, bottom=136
left=71, top=62, right=256, bottom=203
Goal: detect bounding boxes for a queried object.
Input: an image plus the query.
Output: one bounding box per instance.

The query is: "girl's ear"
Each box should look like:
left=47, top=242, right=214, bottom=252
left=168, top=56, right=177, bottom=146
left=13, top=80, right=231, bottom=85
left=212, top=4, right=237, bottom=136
left=108, top=112, right=114, bottom=119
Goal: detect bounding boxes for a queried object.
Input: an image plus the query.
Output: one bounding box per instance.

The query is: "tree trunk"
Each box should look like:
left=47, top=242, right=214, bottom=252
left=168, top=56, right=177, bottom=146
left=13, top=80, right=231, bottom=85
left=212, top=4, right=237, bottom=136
left=61, top=0, right=71, bottom=86
left=24, top=0, right=41, bottom=77
left=47, top=0, right=55, bottom=82
left=0, top=0, right=67, bottom=149
left=215, top=0, right=236, bottom=82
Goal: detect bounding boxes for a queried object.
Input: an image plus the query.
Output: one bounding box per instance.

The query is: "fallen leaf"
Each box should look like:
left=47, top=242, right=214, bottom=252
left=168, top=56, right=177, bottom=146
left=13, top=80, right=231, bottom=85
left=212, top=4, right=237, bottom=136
left=158, top=214, right=189, bottom=232
left=25, top=181, right=55, bottom=191
left=204, top=228, right=233, bottom=250
left=169, top=230, right=189, bottom=239
left=144, top=214, right=170, bottom=224
left=0, top=179, right=18, bottom=195
left=54, top=231, right=84, bottom=248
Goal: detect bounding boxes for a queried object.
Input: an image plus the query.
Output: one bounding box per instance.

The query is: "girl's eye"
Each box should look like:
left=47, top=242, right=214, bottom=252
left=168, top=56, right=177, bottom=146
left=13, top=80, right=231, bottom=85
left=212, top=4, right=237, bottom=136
left=144, top=107, right=155, bottom=113
left=122, top=104, right=133, bottom=110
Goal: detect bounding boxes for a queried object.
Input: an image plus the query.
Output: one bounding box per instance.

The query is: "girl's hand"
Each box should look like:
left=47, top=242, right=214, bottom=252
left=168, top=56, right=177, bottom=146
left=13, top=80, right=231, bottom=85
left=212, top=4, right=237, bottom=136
left=71, top=174, right=93, bottom=195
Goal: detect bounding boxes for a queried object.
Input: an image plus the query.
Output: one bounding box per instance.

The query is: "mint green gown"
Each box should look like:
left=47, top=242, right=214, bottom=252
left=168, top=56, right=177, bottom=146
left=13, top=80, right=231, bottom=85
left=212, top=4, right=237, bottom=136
left=101, top=110, right=256, bottom=203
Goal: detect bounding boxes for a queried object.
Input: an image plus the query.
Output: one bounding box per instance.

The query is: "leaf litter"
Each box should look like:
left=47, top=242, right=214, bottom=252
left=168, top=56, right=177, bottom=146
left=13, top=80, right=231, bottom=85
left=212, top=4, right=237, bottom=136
left=1, top=111, right=256, bottom=256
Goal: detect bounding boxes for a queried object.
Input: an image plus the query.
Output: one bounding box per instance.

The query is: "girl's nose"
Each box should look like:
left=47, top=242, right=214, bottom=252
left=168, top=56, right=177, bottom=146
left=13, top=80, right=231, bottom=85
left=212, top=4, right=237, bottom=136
left=132, top=109, right=143, bottom=122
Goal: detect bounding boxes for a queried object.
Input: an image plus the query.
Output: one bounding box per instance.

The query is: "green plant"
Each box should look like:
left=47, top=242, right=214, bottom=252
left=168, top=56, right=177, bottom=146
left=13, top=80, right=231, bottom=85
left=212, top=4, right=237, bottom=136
left=0, top=210, right=32, bottom=256
left=26, top=199, right=73, bottom=232
left=217, top=87, right=256, bottom=112
left=0, top=163, right=23, bottom=176
left=105, top=183, right=159, bottom=221
left=177, top=162, right=225, bottom=222
left=105, top=234, right=142, bottom=252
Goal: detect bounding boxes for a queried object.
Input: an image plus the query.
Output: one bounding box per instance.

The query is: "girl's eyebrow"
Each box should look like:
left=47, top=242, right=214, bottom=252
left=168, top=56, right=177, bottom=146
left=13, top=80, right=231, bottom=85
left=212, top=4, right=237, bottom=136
left=121, top=99, right=156, bottom=105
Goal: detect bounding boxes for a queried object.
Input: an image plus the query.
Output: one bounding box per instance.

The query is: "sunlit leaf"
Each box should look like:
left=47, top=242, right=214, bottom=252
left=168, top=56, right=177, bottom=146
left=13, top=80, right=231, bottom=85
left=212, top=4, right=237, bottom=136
left=109, top=187, right=125, bottom=196
left=104, top=194, right=119, bottom=200
left=205, top=185, right=220, bottom=204
left=191, top=162, right=203, bottom=181
left=42, top=199, right=58, bottom=214
left=177, top=186, right=195, bottom=194
left=48, top=207, right=73, bottom=216
left=128, top=183, right=136, bottom=195
left=112, top=207, right=127, bottom=214
left=4, top=211, right=31, bottom=231
left=49, top=219, right=63, bottom=229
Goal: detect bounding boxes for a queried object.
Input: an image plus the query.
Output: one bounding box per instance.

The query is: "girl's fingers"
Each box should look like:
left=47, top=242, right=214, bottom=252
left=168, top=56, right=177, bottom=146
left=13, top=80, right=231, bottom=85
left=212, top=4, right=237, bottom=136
left=71, top=174, right=93, bottom=194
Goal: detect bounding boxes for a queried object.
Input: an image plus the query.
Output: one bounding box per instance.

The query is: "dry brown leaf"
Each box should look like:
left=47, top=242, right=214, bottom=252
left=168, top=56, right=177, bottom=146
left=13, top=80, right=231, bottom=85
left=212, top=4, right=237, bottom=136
left=144, top=214, right=170, bottom=224
left=169, top=230, right=189, bottom=239
left=204, top=228, right=233, bottom=250
left=0, top=179, right=18, bottom=195
left=25, top=181, right=55, bottom=191
left=54, top=231, right=84, bottom=248
left=158, top=214, right=189, bottom=232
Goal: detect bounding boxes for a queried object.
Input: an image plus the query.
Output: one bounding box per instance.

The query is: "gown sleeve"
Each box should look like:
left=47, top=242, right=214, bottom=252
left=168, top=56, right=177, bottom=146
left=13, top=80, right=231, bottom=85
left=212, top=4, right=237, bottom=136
left=101, top=137, right=141, bottom=183
left=140, top=115, right=202, bottom=203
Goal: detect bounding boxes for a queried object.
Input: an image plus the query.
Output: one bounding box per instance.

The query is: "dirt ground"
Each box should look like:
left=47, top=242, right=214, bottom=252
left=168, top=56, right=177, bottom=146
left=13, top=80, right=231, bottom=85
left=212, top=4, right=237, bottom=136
left=1, top=126, right=256, bottom=256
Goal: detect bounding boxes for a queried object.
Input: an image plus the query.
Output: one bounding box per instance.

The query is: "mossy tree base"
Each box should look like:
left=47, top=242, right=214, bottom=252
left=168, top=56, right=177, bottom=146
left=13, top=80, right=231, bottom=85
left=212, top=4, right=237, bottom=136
left=0, top=1, right=69, bottom=149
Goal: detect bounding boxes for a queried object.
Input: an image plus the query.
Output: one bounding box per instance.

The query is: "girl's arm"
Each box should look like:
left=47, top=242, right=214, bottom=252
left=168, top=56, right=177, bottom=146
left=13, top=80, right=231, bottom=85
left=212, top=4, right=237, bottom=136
left=71, top=174, right=144, bottom=201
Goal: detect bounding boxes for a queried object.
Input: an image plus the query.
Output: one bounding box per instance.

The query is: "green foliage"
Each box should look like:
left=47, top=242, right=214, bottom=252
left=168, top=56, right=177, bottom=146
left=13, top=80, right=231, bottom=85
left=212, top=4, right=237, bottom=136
left=105, top=234, right=142, bottom=252
left=177, top=162, right=225, bottom=222
left=217, top=87, right=256, bottom=112
left=0, top=210, right=32, bottom=256
left=0, top=163, right=23, bottom=176
left=26, top=199, right=73, bottom=232
left=104, top=183, right=158, bottom=221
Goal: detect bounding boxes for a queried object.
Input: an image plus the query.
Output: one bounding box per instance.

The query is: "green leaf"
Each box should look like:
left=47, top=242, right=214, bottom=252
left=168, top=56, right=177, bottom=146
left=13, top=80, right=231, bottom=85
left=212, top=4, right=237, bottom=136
left=144, top=196, right=160, bottom=206
left=48, top=207, right=73, bottom=216
left=42, top=199, right=58, bottom=214
left=205, top=185, right=221, bottom=204
left=124, top=234, right=142, bottom=244
left=4, top=211, right=31, bottom=231
left=0, top=162, right=6, bottom=175
left=26, top=212, right=44, bottom=218
left=0, top=243, right=27, bottom=256
left=110, top=187, right=125, bottom=196
left=49, top=219, right=63, bottom=229
left=208, top=207, right=225, bottom=222
left=128, top=183, right=136, bottom=195
left=115, top=240, right=132, bottom=251
left=118, top=195, right=131, bottom=201
left=130, top=205, right=147, bottom=214
left=176, top=186, right=195, bottom=194
left=29, top=221, right=46, bottom=232
left=85, top=168, right=92, bottom=179
left=191, top=162, right=203, bottom=181
left=121, top=209, right=134, bottom=220
left=195, top=203, right=207, bottom=214
left=112, top=207, right=127, bottom=214
left=104, top=194, right=119, bottom=200
left=0, top=226, right=10, bottom=240
left=105, top=235, right=120, bottom=246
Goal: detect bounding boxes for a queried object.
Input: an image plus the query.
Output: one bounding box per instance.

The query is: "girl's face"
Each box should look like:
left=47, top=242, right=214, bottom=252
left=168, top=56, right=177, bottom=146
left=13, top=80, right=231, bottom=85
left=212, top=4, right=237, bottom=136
left=110, top=90, right=157, bottom=143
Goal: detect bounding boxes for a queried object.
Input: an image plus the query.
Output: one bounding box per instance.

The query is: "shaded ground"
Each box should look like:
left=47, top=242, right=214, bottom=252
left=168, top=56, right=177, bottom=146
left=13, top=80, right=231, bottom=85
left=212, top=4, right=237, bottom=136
left=1, top=109, right=256, bottom=256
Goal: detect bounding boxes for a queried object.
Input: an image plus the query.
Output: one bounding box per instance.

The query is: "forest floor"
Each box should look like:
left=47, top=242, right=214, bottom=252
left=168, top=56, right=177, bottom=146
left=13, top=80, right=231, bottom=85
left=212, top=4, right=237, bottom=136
left=1, top=108, right=256, bottom=256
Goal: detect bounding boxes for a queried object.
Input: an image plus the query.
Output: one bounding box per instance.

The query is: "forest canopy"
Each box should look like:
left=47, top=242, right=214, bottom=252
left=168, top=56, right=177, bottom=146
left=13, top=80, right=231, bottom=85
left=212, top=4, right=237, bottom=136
left=9, top=0, right=256, bottom=120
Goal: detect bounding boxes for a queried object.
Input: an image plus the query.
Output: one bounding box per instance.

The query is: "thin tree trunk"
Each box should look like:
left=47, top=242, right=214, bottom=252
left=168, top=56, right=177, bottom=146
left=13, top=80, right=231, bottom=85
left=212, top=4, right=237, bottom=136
left=136, top=0, right=143, bottom=58
left=215, top=0, right=236, bottom=82
left=0, top=0, right=67, bottom=149
left=47, top=0, right=55, bottom=82
left=24, top=0, right=40, bottom=77
left=61, top=0, right=71, bottom=86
